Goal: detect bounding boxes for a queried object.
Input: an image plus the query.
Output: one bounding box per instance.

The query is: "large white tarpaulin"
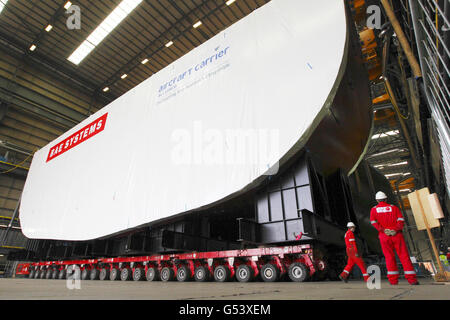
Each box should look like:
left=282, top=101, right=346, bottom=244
left=20, top=0, right=348, bottom=240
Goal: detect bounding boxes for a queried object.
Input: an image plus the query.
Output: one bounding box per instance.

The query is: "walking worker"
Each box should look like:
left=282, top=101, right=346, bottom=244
left=370, top=191, right=419, bottom=285
left=339, top=222, right=369, bottom=282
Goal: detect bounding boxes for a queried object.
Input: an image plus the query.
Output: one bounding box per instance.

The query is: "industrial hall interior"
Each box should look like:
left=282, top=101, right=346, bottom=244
left=0, top=0, right=449, bottom=302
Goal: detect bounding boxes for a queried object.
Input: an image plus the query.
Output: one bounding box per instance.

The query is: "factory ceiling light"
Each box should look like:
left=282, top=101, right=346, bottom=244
left=121, top=74, right=128, bottom=79
left=29, top=44, right=37, bottom=51
left=165, top=41, right=174, bottom=47
left=68, top=0, right=143, bottom=65
left=64, top=1, right=72, bottom=10
left=141, top=58, right=149, bottom=64
left=45, top=24, right=53, bottom=32
left=193, top=21, right=202, bottom=28
left=226, top=0, right=236, bottom=6
left=371, top=130, right=400, bottom=140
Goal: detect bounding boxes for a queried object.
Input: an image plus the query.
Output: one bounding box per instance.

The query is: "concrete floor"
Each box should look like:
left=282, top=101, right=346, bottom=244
left=0, top=278, right=448, bottom=300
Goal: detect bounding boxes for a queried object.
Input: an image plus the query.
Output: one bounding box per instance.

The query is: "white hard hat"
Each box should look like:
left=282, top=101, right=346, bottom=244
left=376, top=191, right=387, bottom=200
left=347, top=222, right=356, bottom=228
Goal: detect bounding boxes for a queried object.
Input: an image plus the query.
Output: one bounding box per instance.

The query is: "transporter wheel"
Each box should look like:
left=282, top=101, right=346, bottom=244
left=35, top=270, right=41, bottom=279
left=110, top=268, right=119, bottom=281
left=90, top=269, right=100, bottom=280
left=81, top=269, right=89, bottom=281
left=160, top=267, right=175, bottom=282
left=40, top=270, right=46, bottom=279
left=288, top=263, right=309, bottom=282
left=58, top=269, right=66, bottom=280
left=146, top=267, right=160, bottom=281
left=260, top=264, right=280, bottom=282
left=176, top=266, right=192, bottom=282
left=214, top=265, right=231, bottom=282
left=194, top=266, right=210, bottom=282
left=235, top=264, right=254, bottom=283
left=99, top=268, right=110, bottom=281
left=45, top=269, right=52, bottom=279
left=52, top=270, right=58, bottom=279
left=120, top=268, right=132, bottom=281
left=133, top=268, right=145, bottom=281
left=29, top=270, right=35, bottom=279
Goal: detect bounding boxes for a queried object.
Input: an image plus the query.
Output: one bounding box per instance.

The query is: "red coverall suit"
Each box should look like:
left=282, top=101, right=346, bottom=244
left=340, top=230, right=369, bottom=281
left=370, top=201, right=418, bottom=284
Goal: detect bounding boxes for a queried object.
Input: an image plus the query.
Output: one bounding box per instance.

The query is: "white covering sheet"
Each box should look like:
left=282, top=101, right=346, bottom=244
left=20, top=0, right=347, bottom=240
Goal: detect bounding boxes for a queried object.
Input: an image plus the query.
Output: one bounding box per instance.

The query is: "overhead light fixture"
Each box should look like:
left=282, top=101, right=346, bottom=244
left=64, top=1, right=72, bottom=10
left=193, top=21, right=202, bottom=28
left=0, top=0, right=9, bottom=14
left=389, top=161, right=408, bottom=167
left=121, top=74, right=128, bottom=79
left=29, top=44, right=37, bottom=51
left=67, top=0, right=143, bottom=65
left=226, top=0, right=236, bottom=5
left=366, top=148, right=407, bottom=159
left=384, top=173, right=403, bottom=178
left=45, top=24, right=53, bottom=32
left=165, top=41, right=173, bottom=48
left=103, top=87, right=110, bottom=92
left=141, top=58, right=149, bottom=64
left=375, top=161, right=408, bottom=168
left=371, top=130, right=400, bottom=140
left=385, top=172, right=411, bottom=178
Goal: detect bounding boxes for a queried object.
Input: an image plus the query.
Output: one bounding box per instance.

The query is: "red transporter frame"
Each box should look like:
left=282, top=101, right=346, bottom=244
left=20, top=244, right=326, bottom=282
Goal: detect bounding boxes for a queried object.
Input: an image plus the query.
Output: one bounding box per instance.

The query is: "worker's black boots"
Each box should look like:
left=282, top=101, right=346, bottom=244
left=339, top=275, right=348, bottom=283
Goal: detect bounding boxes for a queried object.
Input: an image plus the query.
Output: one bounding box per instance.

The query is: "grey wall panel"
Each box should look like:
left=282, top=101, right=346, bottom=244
left=269, top=192, right=283, bottom=222
left=296, top=186, right=313, bottom=212
left=282, top=188, right=298, bottom=220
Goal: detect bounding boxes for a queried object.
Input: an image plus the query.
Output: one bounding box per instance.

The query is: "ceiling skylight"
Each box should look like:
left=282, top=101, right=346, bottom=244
left=0, top=0, right=9, bottom=14
left=68, top=0, right=143, bottom=65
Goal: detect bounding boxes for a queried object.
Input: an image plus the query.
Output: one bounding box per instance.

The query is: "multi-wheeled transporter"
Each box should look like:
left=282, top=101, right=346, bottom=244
left=11, top=0, right=384, bottom=282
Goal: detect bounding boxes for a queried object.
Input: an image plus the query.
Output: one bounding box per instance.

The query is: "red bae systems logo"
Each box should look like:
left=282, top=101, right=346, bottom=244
left=46, top=113, right=108, bottom=162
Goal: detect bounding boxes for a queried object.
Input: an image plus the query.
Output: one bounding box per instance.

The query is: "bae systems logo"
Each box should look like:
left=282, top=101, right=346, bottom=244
left=46, top=113, right=108, bottom=162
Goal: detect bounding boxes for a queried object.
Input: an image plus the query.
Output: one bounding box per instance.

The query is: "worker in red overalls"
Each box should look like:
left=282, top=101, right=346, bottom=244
left=370, top=191, right=419, bottom=285
left=339, top=222, right=369, bottom=282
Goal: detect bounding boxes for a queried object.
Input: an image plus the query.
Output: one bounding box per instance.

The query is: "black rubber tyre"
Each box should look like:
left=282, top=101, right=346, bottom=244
left=194, top=266, right=210, bottom=282
left=29, top=270, right=35, bottom=279
left=40, top=270, right=46, bottom=279
left=81, top=269, right=89, bottom=280
left=214, top=265, right=231, bottom=282
left=52, top=270, right=58, bottom=279
left=146, top=267, right=160, bottom=281
left=90, top=269, right=99, bottom=280
left=99, top=268, right=110, bottom=281
left=58, top=269, right=66, bottom=280
left=120, top=268, right=132, bottom=281
left=288, top=262, right=309, bottom=282
left=110, top=268, right=119, bottom=281
left=160, top=267, right=175, bottom=282
left=176, top=266, right=192, bottom=282
left=133, top=267, right=145, bottom=281
left=260, top=264, right=280, bottom=282
left=235, top=264, right=254, bottom=283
